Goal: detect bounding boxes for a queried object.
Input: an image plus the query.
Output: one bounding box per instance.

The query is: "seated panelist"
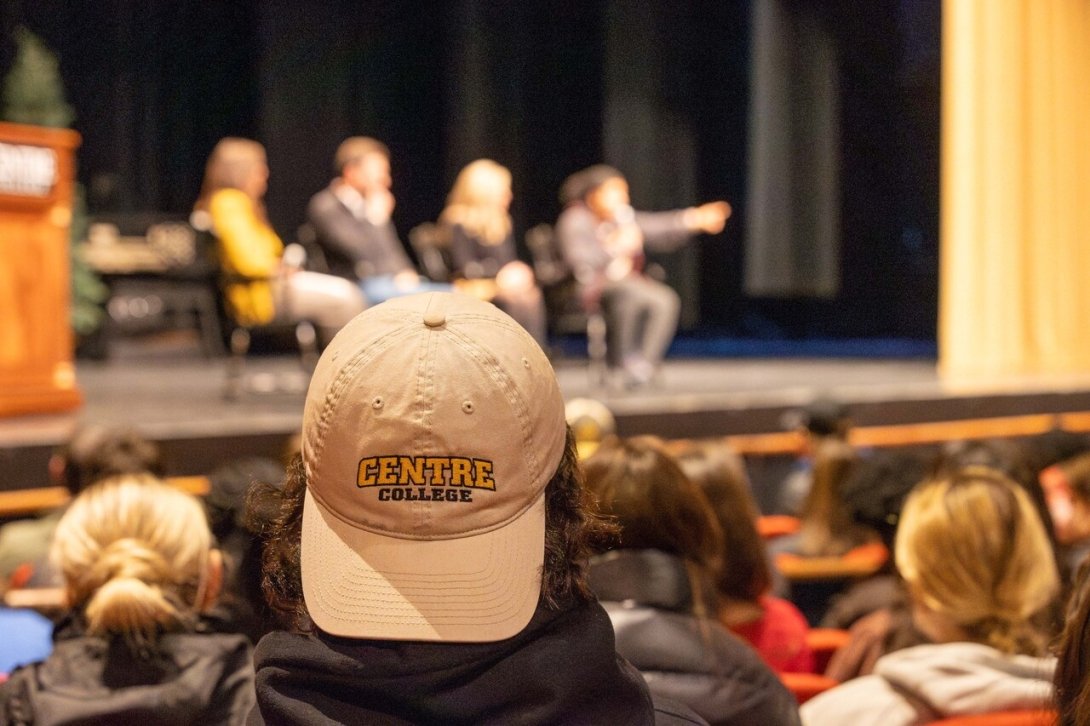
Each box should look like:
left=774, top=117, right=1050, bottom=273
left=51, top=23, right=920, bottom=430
left=555, top=165, right=730, bottom=386
left=306, top=136, right=449, bottom=305
left=439, top=159, right=546, bottom=346
left=192, top=137, right=364, bottom=340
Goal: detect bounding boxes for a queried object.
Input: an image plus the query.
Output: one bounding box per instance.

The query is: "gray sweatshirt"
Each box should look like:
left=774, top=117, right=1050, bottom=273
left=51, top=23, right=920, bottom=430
left=800, top=642, right=1055, bottom=726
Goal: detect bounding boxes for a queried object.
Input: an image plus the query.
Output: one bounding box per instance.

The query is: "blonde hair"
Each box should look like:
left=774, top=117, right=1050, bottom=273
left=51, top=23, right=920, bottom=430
left=51, top=474, right=214, bottom=645
left=440, top=159, right=513, bottom=246
left=896, top=466, right=1059, bottom=655
left=193, top=137, right=268, bottom=214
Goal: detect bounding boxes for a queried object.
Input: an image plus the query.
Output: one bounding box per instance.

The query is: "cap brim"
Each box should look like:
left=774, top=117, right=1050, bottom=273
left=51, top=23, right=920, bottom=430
left=301, top=488, right=545, bottom=642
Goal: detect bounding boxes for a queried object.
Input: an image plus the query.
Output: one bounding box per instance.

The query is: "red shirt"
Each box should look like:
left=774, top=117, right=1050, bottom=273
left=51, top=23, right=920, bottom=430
left=730, top=595, right=814, bottom=673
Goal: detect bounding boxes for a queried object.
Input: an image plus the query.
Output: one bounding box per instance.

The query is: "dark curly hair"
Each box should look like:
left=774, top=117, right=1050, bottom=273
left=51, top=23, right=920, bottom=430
left=246, top=425, right=616, bottom=633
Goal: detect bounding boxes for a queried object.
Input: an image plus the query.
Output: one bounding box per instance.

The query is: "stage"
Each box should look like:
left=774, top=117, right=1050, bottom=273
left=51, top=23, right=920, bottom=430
left=6, top=332, right=1090, bottom=492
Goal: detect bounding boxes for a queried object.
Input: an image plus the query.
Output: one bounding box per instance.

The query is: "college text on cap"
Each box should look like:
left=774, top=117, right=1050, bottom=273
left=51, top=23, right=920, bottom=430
left=358, top=455, right=495, bottom=503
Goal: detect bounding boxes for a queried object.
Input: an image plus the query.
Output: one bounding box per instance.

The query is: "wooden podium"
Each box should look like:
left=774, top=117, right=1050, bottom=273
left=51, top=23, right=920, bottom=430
left=0, top=122, right=82, bottom=417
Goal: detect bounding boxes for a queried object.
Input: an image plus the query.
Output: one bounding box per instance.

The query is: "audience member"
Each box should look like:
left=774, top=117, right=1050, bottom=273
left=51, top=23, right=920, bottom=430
left=439, top=159, right=546, bottom=345
left=0, top=422, right=162, bottom=588
left=193, top=137, right=365, bottom=339
left=782, top=438, right=876, bottom=558
left=1035, top=432, right=1090, bottom=546
left=775, top=398, right=853, bottom=514
left=555, top=165, right=730, bottom=386
left=672, top=439, right=812, bottom=673
left=203, top=456, right=286, bottom=644
left=564, top=397, right=617, bottom=460
left=1054, top=553, right=1090, bottom=726
left=801, top=467, right=1059, bottom=725
left=246, top=293, right=703, bottom=725
left=820, top=451, right=932, bottom=681
left=306, top=136, right=449, bottom=304
left=0, top=475, right=255, bottom=724
left=584, top=436, right=801, bottom=725
left=936, top=437, right=1069, bottom=619
left=1048, top=451, right=1090, bottom=574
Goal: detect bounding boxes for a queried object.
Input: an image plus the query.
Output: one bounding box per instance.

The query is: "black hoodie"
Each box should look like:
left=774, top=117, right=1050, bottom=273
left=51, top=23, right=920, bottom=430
left=249, top=597, right=705, bottom=725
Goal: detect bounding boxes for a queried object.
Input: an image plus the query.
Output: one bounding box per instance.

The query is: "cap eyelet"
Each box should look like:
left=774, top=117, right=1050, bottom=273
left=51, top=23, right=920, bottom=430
left=462, top=400, right=475, bottom=414
left=522, top=357, right=531, bottom=368
left=372, top=396, right=384, bottom=410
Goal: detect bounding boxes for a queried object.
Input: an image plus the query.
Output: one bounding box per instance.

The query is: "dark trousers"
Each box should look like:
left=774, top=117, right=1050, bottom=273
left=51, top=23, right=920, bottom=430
left=600, top=276, right=680, bottom=368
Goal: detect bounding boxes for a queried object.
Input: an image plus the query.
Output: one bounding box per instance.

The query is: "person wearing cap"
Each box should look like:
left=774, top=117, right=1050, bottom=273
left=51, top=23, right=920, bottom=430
left=306, top=137, right=450, bottom=305
left=247, top=292, right=705, bottom=725
left=555, top=165, right=731, bottom=386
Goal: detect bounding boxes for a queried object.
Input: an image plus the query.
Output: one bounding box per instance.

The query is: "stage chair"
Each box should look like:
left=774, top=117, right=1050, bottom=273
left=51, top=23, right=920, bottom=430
left=776, top=543, right=890, bottom=625
left=525, top=224, right=607, bottom=386
left=778, top=671, right=838, bottom=705
left=805, top=627, right=851, bottom=674
left=927, top=711, right=1056, bottom=726
left=408, top=223, right=453, bottom=283
left=294, top=222, right=332, bottom=275
left=209, top=232, right=319, bottom=400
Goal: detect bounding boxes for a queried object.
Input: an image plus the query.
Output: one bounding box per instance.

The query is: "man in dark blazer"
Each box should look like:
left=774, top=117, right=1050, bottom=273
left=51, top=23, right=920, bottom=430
left=307, top=137, right=448, bottom=304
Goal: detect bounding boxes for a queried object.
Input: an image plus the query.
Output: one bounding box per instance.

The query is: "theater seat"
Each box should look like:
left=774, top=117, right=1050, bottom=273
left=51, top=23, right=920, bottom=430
left=775, top=542, right=889, bottom=582
left=927, top=711, right=1056, bottom=726
left=804, top=628, right=851, bottom=674
left=778, top=671, right=838, bottom=705
left=757, top=515, right=801, bottom=539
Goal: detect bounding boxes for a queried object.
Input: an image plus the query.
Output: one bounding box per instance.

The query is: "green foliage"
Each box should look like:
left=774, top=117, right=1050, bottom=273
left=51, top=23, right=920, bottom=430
left=69, top=184, right=107, bottom=335
left=1, top=27, right=74, bottom=128
left=1, top=27, right=103, bottom=336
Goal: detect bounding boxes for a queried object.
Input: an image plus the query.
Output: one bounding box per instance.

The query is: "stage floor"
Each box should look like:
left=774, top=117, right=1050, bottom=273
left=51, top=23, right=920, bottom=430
left=6, top=334, right=1090, bottom=486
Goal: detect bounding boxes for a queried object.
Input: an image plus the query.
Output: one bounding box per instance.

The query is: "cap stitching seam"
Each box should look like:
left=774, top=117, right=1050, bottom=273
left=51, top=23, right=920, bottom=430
left=308, top=324, right=419, bottom=507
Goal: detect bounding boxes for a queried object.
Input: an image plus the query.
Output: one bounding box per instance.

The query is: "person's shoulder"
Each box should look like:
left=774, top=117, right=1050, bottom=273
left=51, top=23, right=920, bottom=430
left=556, top=204, right=591, bottom=225
left=209, top=188, right=253, bottom=216
left=651, top=693, right=710, bottom=725
left=0, top=662, right=41, bottom=723
left=307, top=184, right=340, bottom=214
left=800, top=673, right=919, bottom=726
left=157, top=629, right=253, bottom=670
left=762, top=595, right=810, bottom=632
left=555, top=205, right=595, bottom=244
left=252, top=629, right=324, bottom=668
left=0, top=513, right=57, bottom=545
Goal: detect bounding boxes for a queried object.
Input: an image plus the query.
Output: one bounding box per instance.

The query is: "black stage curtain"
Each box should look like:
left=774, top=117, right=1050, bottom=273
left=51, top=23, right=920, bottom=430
left=21, top=0, right=260, bottom=217
left=7, top=0, right=938, bottom=338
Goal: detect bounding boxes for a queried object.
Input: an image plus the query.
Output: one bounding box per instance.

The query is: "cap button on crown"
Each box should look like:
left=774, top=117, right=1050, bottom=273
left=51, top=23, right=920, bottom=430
left=423, top=309, right=446, bottom=328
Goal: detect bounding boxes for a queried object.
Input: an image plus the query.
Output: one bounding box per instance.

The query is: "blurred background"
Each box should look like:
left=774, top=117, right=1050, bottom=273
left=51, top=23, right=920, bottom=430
left=0, top=0, right=941, bottom=346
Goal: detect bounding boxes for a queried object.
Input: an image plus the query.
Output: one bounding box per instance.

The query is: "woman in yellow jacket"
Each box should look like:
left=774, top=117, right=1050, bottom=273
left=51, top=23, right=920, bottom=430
left=193, top=138, right=364, bottom=338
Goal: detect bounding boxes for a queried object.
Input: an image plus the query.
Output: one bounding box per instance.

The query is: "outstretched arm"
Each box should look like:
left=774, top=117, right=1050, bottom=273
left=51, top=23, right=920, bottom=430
left=637, top=200, right=731, bottom=253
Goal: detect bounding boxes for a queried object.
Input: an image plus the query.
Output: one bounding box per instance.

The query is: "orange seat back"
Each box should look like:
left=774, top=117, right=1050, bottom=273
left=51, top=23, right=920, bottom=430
left=779, top=671, right=839, bottom=705
left=927, top=710, right=1056, bottom=726
left=757, top=515, right=802, bottom=539
left=805, top=628, right=851, bottom=674
left=776, top=543, right=889, bottom=582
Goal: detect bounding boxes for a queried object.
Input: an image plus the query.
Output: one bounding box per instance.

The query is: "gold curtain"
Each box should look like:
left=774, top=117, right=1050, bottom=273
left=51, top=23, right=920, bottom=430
left=940, top=0, right=1090, bottom=377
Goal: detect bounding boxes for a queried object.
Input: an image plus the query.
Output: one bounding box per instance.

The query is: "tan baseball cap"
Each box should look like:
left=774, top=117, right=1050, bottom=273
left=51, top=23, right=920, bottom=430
left=300, top=292, right=567, bottom=642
